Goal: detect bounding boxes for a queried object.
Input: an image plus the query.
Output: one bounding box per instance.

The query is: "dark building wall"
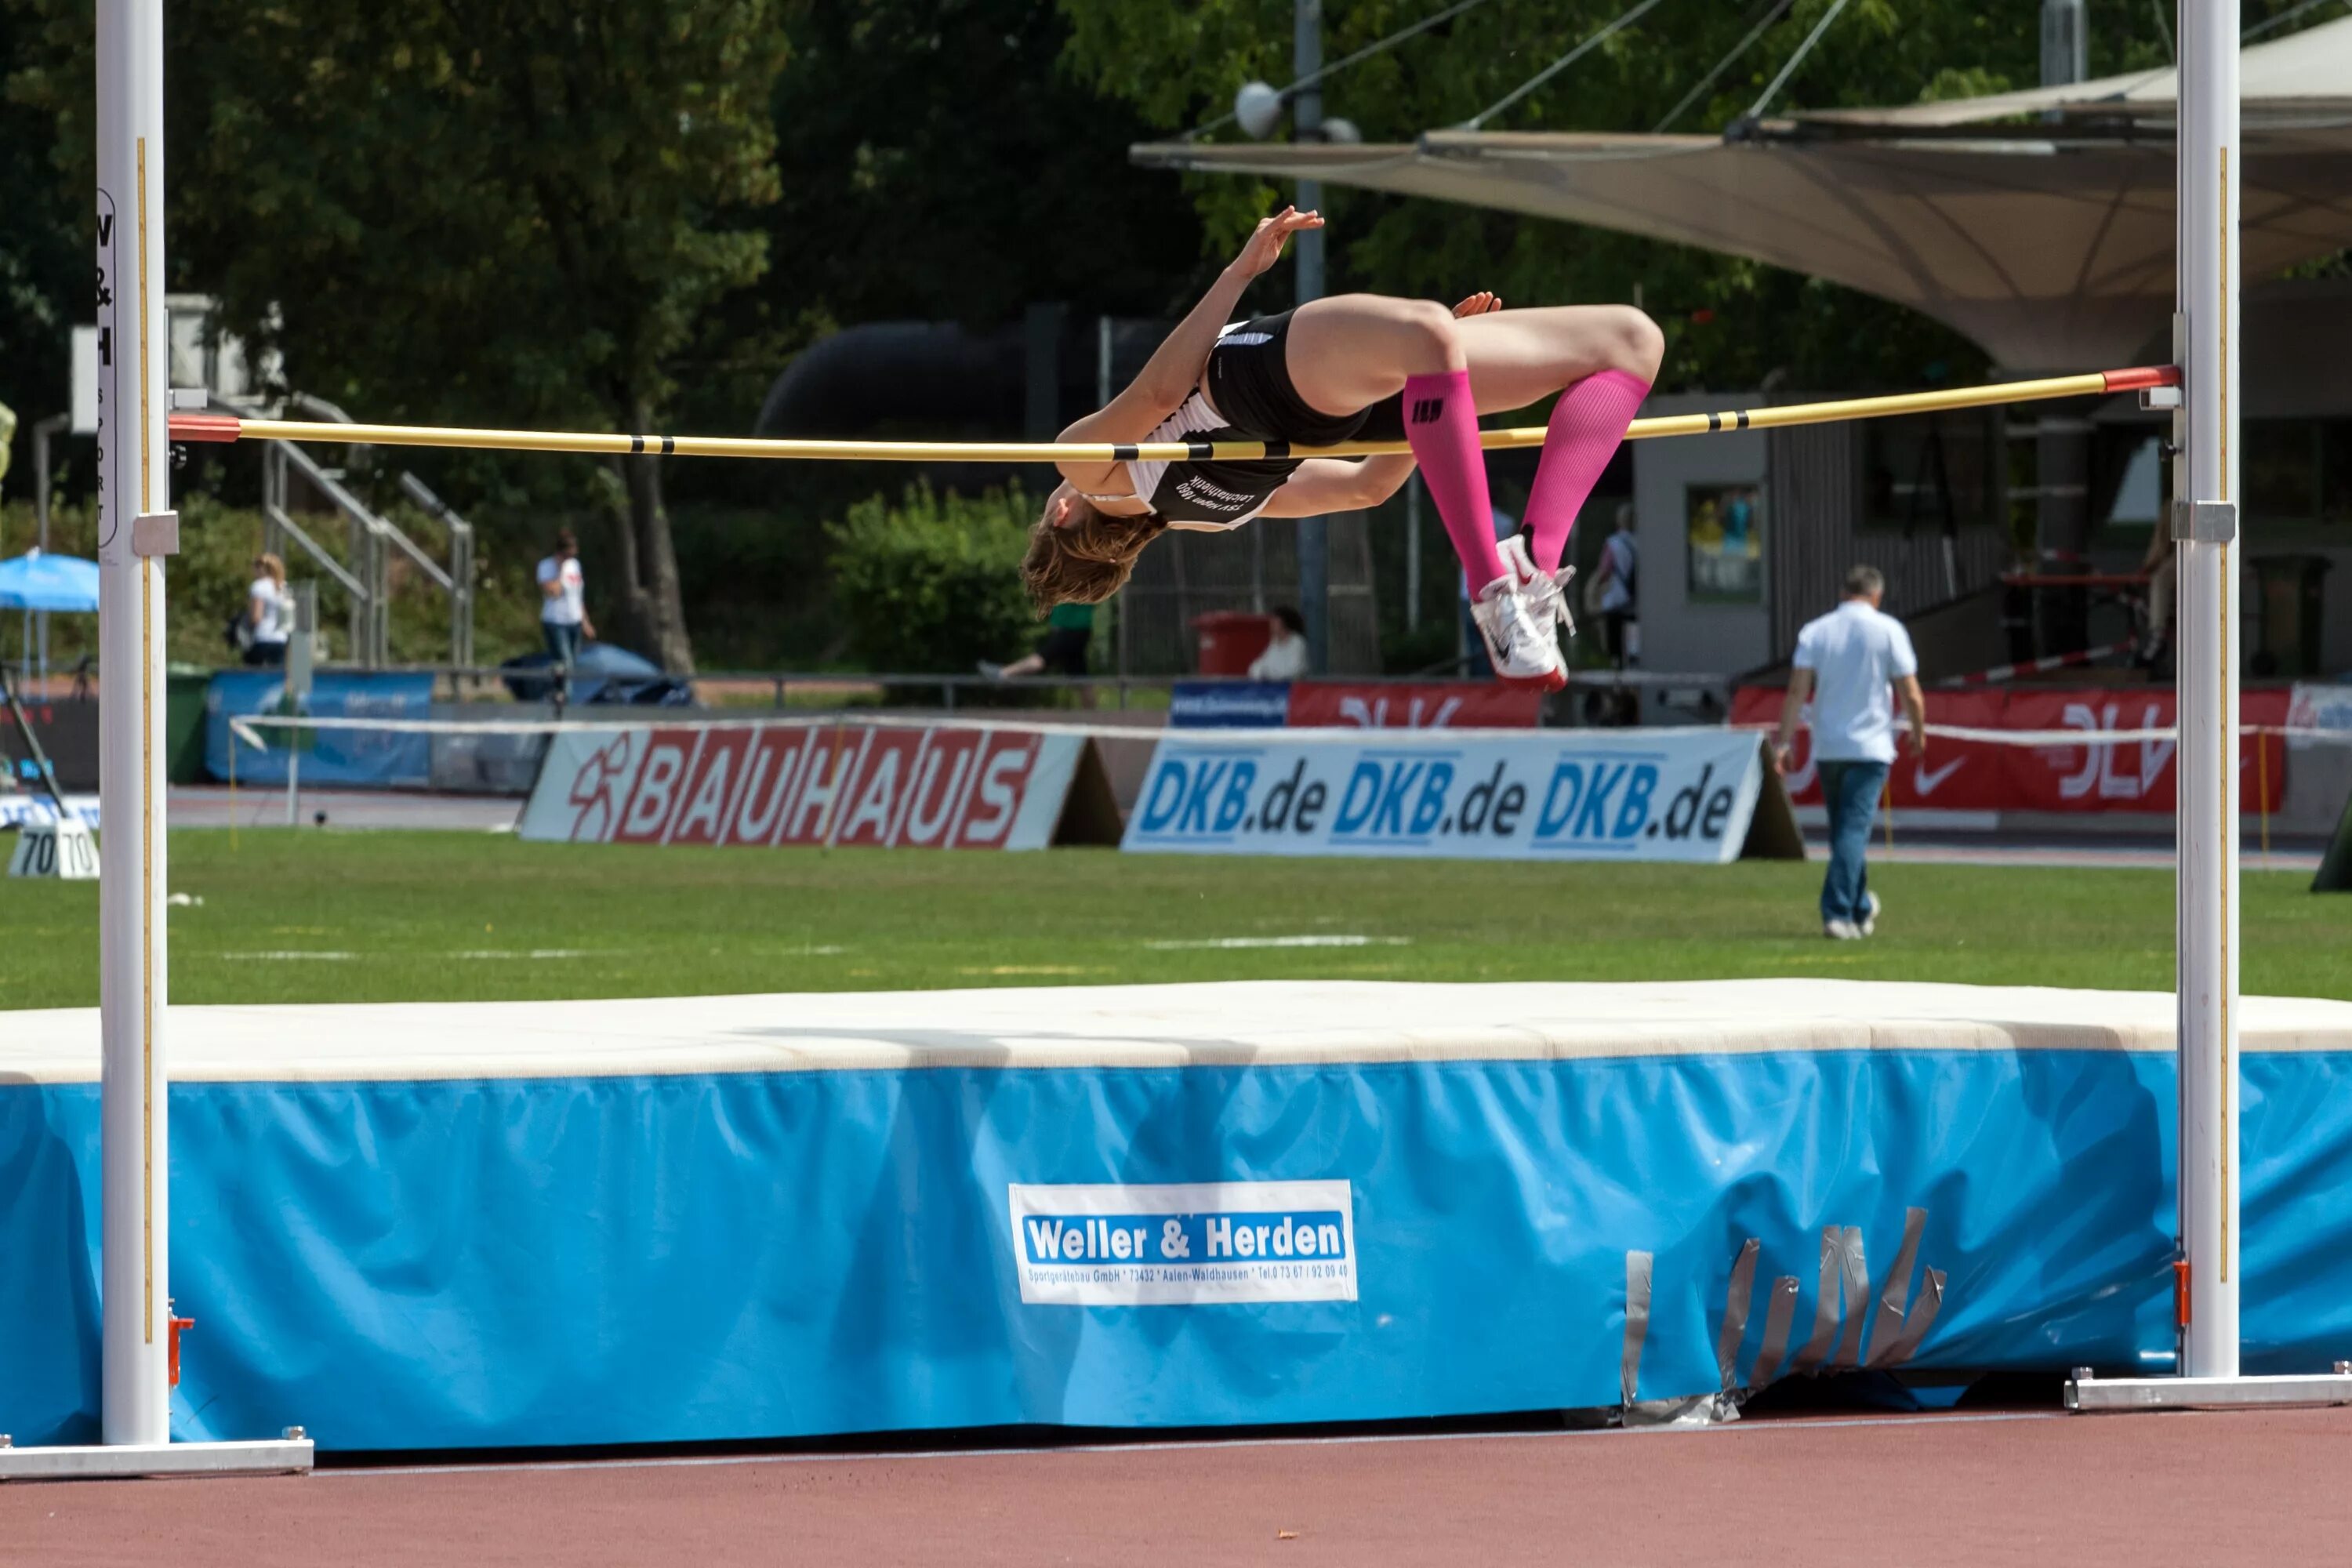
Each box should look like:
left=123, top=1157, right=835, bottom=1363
left=1765, top=417, right=2011, bottom=666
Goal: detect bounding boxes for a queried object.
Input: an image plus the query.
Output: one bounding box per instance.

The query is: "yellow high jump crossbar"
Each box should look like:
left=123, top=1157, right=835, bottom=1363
left=169, top=365, right=2180, bottom=465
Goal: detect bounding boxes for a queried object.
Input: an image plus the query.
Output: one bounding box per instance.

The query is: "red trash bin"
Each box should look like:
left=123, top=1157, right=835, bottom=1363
left=1191, top=612, right=1280, bottom=676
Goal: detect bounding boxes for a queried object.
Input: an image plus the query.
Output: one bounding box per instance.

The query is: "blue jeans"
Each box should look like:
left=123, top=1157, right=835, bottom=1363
left=1817, top=759, right=1888, bottom=926
left=543, top=620, right=583, bottom=666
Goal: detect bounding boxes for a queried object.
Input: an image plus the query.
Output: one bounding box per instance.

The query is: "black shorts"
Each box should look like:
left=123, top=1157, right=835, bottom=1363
left=1206, top=310, right=1406, bottom=447
left=1036, top=625, right=1091, bottom=676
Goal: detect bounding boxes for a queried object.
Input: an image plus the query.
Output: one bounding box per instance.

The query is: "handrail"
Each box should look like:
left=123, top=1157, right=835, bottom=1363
left=221, top=394, right=475, bottom=668
left=261, top=446, right=368, bottom=598
left=275, top=441, right=452, bottom=590
left=398, top=474, right=477, bottom=668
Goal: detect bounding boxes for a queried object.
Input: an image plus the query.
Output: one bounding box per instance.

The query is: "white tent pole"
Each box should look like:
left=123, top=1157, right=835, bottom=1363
left=96, top=0, right=173, bottom=1446
left=2176, top=0, right=2241, bottom=1380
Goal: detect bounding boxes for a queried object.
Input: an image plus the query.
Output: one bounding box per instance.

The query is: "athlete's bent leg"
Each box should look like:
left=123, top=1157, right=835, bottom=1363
left=1286, top=296, right=1506, bottom=589
left=1282, top=294, right=1465, bottom=415
left=1456, top=306, right=1662, bottom=573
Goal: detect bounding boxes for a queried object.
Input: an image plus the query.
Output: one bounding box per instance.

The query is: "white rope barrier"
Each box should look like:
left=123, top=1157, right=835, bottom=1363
left=227, top=712, right=2352, bottom=750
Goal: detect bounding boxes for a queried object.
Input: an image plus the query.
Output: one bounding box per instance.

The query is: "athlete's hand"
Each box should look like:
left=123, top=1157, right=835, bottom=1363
left=1230, top=206, right=1323, bottom=279
left=1453, top=292, right=1502, bottom=318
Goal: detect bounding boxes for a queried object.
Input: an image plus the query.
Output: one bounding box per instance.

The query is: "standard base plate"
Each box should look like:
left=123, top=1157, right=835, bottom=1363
left=2065, top=1368, right=2352, bottom=1413
left=0, top=1438, right=313, bottom=1482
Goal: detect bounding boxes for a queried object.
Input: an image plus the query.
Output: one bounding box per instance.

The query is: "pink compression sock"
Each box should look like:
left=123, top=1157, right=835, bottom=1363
left=1524, top=369, right=1650, bottom=572
left=1403, top=369, right=1507, bottom=589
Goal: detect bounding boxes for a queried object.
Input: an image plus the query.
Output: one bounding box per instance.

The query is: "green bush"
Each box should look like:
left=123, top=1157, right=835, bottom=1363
left=826, top=481, right=1036, bottom=673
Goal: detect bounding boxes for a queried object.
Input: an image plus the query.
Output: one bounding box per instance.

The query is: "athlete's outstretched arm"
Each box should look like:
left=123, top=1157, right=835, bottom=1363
left=1259, top=456, right=1417, bottom=517
left=1054, top=208, right=1323, bottom=485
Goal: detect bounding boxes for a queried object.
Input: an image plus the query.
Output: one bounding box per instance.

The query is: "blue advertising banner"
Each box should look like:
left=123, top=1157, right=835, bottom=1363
left=1123, top=727, right=1775, bottom=863
left=6, top=1033, right=2351, bottom=1450
left=204, top=670, right=436, bottom=787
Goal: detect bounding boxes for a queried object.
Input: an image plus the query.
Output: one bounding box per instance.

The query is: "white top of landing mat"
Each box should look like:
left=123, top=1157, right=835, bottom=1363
left=5, top=981, right=2351, bottom=1085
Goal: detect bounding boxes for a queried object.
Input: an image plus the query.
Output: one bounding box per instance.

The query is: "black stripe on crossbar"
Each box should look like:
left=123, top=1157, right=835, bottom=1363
left=1186, top=440, right=1214, bottom=460
left=1707, top=413, right=1723, bottom=431
left=1112, top=445, right=1139, bottom=462
left=630, top=435, right=645, bottom=454
left=1735, top=411, right=1751, bottom=430
left=661, top=436, right=676, bottom=456
left=1261, top=440, right=1291, bottom=459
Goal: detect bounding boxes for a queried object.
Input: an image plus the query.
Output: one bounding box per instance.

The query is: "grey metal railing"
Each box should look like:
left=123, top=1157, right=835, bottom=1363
left=241, top=394, right=474, bottom=668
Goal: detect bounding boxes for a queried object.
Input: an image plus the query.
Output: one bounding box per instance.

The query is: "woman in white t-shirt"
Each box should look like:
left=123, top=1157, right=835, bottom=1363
left=244, top=553, right=292, bottom=667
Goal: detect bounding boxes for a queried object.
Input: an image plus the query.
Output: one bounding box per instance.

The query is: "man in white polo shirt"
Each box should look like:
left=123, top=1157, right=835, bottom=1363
left=1773, top=565, right=1927, bottom=939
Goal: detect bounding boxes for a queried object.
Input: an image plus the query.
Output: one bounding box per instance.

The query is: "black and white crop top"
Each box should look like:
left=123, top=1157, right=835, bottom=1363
left=1083, top=390, right=1301, bottom=528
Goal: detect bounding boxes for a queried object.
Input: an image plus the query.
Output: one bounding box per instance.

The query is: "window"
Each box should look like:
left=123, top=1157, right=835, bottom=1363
left=2247, top=420, right=2316, bottom=523
left=2246, top=419, right=2352, bottom=530
left=1685, top=484, right=1763, bottom=604
left=2324, top=421, right=2352, bottom=528
left=2104, top=436, right=2165, bottom=528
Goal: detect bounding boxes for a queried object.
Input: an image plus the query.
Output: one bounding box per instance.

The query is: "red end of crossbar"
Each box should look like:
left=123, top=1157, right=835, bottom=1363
left=2103, top=365, right=2183, bottom=392
left=167, top=412, right=243, bottom=443
left=168, top=1308, right=194, bottom=1386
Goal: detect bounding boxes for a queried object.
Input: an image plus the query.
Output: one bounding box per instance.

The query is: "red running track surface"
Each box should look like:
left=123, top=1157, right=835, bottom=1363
left=7, top=1408, right=2351, bottom=1567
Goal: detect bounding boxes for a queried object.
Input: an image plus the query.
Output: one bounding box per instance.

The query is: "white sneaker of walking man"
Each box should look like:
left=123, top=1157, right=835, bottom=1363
left=1770, top=565, right=1926, bottom=938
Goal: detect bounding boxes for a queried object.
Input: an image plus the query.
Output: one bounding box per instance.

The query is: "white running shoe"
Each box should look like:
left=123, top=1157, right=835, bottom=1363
left=1824, top=918, right=1864, bottom=940
left=1859, top=891, right=1881, bottom=937
left=1471, top=574, right=1566, bottom=691
left=1498, top=534, right=1577, bottom=640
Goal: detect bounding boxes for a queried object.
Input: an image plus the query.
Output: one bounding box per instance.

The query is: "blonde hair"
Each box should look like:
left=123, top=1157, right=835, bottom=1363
left=1021, top=496, right=1165, bottom=615
left=255, top=552, right=287, bottom=587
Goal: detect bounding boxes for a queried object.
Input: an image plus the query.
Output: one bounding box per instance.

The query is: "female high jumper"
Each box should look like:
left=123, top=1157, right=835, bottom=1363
left=1022, top=206, right=1662, bottom=688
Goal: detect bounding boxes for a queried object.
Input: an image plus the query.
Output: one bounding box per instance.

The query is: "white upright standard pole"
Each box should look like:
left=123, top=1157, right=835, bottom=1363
left=2174, top=0, right=2241, bottom=1384
left=96, top=0, right=174, bottom=1450
left=2067, top=1, right=2352, bottom=1414
left=0, top=1, right=315, bottom=1477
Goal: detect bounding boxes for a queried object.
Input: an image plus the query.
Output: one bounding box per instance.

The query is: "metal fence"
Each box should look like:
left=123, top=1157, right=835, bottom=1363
left=1113, top=511, right=1382, bottom=674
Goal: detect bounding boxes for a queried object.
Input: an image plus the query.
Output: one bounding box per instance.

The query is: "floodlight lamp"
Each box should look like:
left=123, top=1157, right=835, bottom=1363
left=1234, top=80, right=1285, bottom=140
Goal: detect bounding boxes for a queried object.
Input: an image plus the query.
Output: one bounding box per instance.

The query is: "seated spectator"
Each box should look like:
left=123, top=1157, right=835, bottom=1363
left=982, top=601, right=1096, bottom=704
left=1248, top=605, right=1310, bottom=681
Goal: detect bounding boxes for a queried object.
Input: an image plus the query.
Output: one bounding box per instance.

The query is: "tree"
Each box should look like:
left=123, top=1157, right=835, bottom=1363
left=7, top=1, right=792, bottom=671
left=662, top=0, right=1214, bottom=502
left=764, top=0, right=1210, bottom=331
left=0, top=0, right=88, bottom=488
left=1055, top=0, right=2194, bottom=389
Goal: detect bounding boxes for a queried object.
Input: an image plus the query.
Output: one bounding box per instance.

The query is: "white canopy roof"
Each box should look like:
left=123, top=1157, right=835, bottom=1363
left=1134, top=20, right=2352, bottom=369
left=1798, top=15, right=2352, bottom=129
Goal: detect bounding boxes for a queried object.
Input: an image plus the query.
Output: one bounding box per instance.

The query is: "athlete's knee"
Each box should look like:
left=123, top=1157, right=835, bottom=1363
left=1393, top=297, right=1464, bottom=372
left=1605, top=307, right=1665, bottom=379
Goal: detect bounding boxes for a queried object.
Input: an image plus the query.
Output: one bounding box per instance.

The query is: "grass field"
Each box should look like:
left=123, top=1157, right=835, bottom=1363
left=3, top=831, right=2347, bottom=1010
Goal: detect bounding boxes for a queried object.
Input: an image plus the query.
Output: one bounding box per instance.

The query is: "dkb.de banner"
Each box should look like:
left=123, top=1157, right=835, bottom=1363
left=518, top=722, right=1119, bottom=849
left=1123, top=727, right=1795, bottom=863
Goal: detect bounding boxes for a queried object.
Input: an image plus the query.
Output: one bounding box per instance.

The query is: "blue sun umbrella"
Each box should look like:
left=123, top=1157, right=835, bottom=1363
left=0, top=550, right=101, bottom=612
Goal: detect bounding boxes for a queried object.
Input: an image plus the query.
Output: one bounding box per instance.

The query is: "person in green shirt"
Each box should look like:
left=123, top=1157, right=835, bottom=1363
left=980, top=600, right=1094, bottom=688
